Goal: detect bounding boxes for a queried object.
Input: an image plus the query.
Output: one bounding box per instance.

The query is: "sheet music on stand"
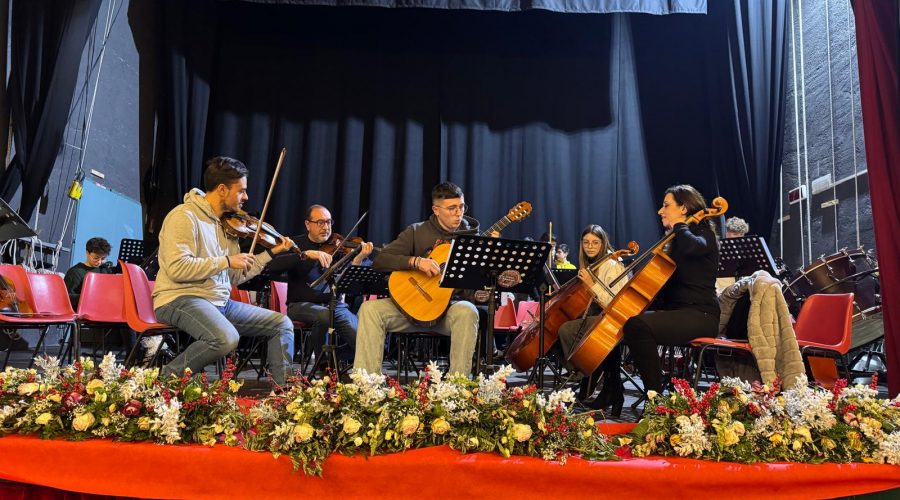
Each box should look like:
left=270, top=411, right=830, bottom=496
left=336, top=265, right=388, bottom=296
left=440, top=236, right=551, bottom=293
left=440, top=235, right=551, bottom=371
left=718, top=235, right=777, bottom=278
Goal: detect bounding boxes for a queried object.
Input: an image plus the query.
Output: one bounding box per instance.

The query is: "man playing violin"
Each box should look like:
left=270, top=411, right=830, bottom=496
left=354, top=182, right=483, bottom=377
left=267, top=204, right=374, bottom=366
left=152, top=156, right=296, bottom=385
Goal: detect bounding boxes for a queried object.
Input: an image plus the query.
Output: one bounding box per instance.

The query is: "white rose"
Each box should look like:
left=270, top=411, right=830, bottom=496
left=293, top=423, right=314, bottom=443
left=72, top=412, right=96, bottom=431
left=513, top=424, right=533, bottom=442
left=342, top=418, right=362, bottom=435
left=400, top=415, right=420, bottom=436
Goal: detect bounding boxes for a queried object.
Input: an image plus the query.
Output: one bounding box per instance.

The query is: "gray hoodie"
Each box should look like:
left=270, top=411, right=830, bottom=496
left=152, top=189, right=273, bottom=309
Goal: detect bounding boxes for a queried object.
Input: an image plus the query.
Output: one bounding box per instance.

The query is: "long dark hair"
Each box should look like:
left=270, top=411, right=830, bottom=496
left=665, top=184, right=717, bottom=235
left=578, top=224, right=612, bottom=269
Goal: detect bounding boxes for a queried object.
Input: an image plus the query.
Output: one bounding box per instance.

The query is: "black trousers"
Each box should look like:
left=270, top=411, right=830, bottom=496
left=622, top=308, right=718, bottom=393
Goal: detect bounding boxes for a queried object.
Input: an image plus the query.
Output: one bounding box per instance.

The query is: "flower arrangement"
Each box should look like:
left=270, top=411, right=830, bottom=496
left=1, top=356, right=616, bottom=477
left=629, top=375, right=900, bottom=465
left=245, top=363, right=617, bottom=475
left=0, top=354, right=245, bottom=446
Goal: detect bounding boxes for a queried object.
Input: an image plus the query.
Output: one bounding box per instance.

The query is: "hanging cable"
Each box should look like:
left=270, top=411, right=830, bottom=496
left=797, top=0, right=812, bottom=264
left=50, top=0, right=122, bottom=271
left=825, top=0, right=839, bottom=253
left=789, top=0, right=805, bottom=267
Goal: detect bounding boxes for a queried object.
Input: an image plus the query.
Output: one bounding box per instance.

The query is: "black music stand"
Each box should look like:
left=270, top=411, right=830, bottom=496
left=718, top=235, right=777, bottom=278
left=305, top=248, right=363, bottom=377
left=337, top=265, right=388, bottom=297
left=0, top=197, right=36, bottom=242
left=118, top=238, right=145, bottom=264
left=440, top=235, right=551, bottom=375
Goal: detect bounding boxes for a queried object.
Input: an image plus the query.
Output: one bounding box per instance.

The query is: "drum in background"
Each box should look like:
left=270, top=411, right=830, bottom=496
left=782, top=247, right=880, bottom=319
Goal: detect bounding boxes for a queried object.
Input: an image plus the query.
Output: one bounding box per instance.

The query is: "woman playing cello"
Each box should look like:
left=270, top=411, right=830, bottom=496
left=558, top=224, right=627, bottom=415
left=622, top=184, right=720, bottom=394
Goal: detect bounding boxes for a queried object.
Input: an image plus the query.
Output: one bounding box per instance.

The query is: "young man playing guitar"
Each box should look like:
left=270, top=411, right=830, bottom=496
left=353, top=182, right=487, bottom=376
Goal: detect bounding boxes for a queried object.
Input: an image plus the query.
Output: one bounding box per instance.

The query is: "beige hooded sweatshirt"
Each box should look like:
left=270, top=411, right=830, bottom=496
left=152, top=189, right=273, bottom=309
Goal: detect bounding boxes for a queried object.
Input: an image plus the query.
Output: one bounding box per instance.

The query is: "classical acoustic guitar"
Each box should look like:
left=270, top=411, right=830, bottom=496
left=388, top=202, right=532, bottom=326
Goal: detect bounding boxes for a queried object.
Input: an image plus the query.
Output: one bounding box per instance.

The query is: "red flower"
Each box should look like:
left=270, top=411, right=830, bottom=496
left=615, top=445, right=633, bottom=459
left=62, top=391, right=83, bottom=409
left=121, top=399, right=143, bottom=417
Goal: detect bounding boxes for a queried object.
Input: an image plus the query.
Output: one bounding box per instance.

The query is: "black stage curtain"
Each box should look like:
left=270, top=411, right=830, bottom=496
left=1, top=0, right=102, bottom=221
left=235, top=0, right=706, bottom=15
left=632, top=0, right=788, bottom=239
left=141, top=4, right=661, bottom=251
left=139, top=0, right=786, bottom=253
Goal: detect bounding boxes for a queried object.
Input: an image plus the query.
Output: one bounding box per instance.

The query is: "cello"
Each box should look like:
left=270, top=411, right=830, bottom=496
left=567, top=197, right=728, bottom=376
left=505, top=241, right=639, bottom=371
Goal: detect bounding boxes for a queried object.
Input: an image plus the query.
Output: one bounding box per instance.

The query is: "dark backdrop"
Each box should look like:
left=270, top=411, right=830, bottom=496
left=135, top=0, right=784, bottom=259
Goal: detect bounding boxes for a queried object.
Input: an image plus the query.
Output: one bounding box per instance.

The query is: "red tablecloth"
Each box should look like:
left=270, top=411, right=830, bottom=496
left=0, top=424, right=897, bottom=499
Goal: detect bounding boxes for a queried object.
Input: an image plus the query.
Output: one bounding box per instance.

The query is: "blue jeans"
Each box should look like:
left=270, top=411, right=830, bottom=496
left=155, top=296, right=294, bottom=384
left=287, top=301, right=357, bottom=362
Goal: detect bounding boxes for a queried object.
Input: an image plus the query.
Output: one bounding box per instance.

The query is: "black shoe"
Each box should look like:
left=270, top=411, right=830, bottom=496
left=577, top=370, right=603, bottom=401
left=588, top=380, right=625, bottom=418
left=158, top=346, right=176, bottom=364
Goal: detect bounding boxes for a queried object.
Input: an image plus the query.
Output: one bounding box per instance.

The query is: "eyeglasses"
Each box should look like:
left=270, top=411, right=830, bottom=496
left=307, top=219, right=334, bottom=227
left=434, top=203, right=467, bottom=214
left=581, top=240, right=603, bottom=247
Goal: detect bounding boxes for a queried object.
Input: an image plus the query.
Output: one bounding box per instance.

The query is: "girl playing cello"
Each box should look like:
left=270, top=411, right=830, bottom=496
left=558, top=224, right=627, bottom=415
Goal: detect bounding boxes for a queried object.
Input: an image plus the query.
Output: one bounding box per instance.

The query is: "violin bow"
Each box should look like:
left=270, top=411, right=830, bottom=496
left=248, top=148, right=287, bottom=255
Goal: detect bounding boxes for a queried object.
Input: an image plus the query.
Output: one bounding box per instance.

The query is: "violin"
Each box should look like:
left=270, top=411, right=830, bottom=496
left=220, top=210, right=305, bottom=258
left=319, top=232, right=367, bottom=257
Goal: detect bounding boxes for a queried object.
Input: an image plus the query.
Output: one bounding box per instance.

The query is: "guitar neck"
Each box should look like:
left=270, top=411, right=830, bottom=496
left=481, top=216, right=512, bottom=236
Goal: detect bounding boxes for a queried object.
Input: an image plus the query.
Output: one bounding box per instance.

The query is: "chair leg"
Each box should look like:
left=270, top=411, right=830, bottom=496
left=124, top=331, right=142, bottom=368
left=1, top=347, right=11, bottom=370
left=28, top=327, right=50, bottom=368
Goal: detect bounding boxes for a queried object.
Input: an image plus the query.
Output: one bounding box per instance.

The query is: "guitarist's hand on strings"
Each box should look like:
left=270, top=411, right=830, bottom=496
left=414, top=257, right=441, bottom=277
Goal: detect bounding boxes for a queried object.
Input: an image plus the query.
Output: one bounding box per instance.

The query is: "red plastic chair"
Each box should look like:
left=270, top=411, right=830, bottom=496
left=0, top=265, right=79, bottom=369
left=269, top=280, right=310, bottom=367
left=515, top=301, right=540, bottom=329
left=493, top=301, right=519, bottom=332
left=70, top=273, right=127, bottom=360
left=230, top=286, right=252, bottom=305
left=119, top=261, right=177, bottom=366
left=77, top=273, right=126, bottom=323
left=793, top=293, right=854, bottom=388
left=27, top=272, right=79, bottom=360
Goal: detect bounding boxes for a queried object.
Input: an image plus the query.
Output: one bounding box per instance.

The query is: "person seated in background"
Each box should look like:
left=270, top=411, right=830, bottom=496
left=725, top=216, right=749, bottom=239
left=716, top=216, right=751, bottom=295
left=64, top=237, right=117, bottom=307
left=64, top=237, right=168, bottom=364
left=553, top=243, right=576, bottom=269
